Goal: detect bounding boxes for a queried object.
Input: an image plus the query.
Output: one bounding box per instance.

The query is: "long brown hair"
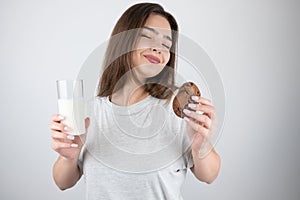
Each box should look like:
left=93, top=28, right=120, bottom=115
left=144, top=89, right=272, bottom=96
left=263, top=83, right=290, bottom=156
left=97, top=3, right=178, bottom=102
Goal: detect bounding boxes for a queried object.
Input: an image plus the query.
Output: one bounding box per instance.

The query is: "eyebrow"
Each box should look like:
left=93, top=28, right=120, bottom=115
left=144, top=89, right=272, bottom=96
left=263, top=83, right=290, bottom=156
left=143, top=26, right=172, bottom=42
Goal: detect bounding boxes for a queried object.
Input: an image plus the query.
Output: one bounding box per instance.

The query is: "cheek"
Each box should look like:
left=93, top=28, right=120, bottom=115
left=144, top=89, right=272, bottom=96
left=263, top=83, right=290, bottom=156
left=132, top=51, right=141, bottom=66
left=163, top=52, right=171, bottom=65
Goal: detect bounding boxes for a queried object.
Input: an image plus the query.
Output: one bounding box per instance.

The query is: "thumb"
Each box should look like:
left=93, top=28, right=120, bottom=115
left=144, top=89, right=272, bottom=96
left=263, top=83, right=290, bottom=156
left=78, top=117, right=90, bottom=145
left=85, top=117, right=90, bottom=130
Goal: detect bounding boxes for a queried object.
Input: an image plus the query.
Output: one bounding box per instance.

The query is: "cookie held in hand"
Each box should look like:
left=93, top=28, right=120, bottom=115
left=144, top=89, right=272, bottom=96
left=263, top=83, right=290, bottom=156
left=172, top=82, right=201, bottom=118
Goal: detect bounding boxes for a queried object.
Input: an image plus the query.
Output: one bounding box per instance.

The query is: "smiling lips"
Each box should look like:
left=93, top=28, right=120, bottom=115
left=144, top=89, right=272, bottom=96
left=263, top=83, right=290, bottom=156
left=144, top=54, right=160, bottom=64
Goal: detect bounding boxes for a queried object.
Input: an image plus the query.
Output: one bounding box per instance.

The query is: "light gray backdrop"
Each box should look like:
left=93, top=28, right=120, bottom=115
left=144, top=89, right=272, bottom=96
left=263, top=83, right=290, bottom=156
left=0, top=0, right=299, bottom=199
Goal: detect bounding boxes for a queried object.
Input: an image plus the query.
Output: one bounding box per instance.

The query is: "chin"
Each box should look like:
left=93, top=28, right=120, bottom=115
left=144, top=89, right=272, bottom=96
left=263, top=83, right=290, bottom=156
left=134, top=64, right=164, bottom=79
left=140, top=72, right=161, bottom=80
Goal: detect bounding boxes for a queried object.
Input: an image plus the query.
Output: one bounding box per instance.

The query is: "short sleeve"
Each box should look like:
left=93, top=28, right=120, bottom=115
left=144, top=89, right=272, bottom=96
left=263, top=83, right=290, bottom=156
left=186, top=148, right=194, bottom=168
left=77, top=145, right=85, bottom=173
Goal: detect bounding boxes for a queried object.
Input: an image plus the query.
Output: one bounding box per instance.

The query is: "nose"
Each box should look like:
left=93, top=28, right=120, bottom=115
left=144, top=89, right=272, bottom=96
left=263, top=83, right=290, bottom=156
left=151, top=47, right=162, bottom=54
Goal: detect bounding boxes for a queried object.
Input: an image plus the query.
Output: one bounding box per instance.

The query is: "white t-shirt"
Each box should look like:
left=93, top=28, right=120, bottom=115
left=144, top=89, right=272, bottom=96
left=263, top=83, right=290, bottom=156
left=78, top=94, right=194, bottom=200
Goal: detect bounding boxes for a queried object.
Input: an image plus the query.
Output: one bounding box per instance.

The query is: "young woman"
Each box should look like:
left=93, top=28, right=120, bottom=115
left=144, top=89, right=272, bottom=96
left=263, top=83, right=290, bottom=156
left=50, top=3, right=220, bottom=199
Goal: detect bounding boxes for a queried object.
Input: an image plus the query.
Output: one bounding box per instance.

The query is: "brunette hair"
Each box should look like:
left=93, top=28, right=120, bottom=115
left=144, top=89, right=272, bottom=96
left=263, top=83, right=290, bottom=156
left=97, top=3, right=178, bottom=102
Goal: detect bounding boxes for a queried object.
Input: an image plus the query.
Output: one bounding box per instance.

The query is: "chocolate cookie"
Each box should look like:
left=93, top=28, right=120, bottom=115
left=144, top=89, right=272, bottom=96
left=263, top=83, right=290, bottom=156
left=172, top=82, right=201, bottom=118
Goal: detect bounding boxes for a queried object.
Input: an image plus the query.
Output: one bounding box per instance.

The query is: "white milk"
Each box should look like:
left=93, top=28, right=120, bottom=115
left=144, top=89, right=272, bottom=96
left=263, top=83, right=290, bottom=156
left=58, top=98, right=85, bottom=135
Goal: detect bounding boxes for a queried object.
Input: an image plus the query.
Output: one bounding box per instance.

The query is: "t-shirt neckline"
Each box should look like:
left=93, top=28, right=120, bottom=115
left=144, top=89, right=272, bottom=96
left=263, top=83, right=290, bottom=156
left=105, top=95, right=153, bottom=115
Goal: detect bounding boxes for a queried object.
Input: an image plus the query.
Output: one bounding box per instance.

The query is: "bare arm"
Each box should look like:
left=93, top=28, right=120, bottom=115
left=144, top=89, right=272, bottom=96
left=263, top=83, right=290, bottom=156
left=190, top=145, right=221, bottom=184
left=183, top=96, right=221, bottom=184
left=53, top=156, right=82, bottom=190
left=50, top=114, right=89, bottom=190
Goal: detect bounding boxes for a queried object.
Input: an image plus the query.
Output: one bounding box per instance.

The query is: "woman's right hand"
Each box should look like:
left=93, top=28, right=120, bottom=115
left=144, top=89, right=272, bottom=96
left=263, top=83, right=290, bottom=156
left=50, top=114, right=90, bottom=161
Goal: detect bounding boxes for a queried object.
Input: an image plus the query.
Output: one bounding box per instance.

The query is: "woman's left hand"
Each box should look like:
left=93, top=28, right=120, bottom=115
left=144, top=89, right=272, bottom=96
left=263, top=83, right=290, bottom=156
left=183, top=96, right=217, bottom=156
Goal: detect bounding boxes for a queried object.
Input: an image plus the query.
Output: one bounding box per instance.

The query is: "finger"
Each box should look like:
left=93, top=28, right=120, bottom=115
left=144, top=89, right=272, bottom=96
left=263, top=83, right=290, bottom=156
left=187, top=103, right=216, bottom=119
left=52, top=141, right=79, bottom=151
left=184, top=117, right=209, bottom=138
left=49, top=122, right=72, bottom=132
left=198, top=97, right=213, bottom=106
left=85, top=117, right=90, bottom=129
left=191, top=96, right=213, bottom=106
left=51, top=114, right=65, bottom=122
left=183, top=109, right=212, bottom=128
left=51, top=130, right=76, bottom=141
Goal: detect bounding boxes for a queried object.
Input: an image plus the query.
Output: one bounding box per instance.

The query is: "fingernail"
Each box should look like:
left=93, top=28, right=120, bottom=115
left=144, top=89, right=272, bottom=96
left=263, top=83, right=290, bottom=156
left=64, top=126, right=72, bottom=131
left=58, top=115, right=64, bottom=120
left=183, top=117, right=190, bottom=122
left=192, top=96, right=199, bottom=101
left=71, top=143, right=78, bottom=148
left=67, top=135, right=75, bottom=140
left=188, top=103, right=197, bottom=108
left=183, top=109, right=191, bottom=114
left=196, top=110, right=204, bottom=115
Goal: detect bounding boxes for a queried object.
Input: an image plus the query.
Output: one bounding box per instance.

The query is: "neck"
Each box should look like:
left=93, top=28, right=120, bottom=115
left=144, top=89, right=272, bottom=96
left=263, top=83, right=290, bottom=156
left=111, top=77, right=149, bottom=106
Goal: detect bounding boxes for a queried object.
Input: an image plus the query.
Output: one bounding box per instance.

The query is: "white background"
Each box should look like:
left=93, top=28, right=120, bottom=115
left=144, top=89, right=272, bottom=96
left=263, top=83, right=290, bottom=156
left=0, top=0, right=299, bottom=199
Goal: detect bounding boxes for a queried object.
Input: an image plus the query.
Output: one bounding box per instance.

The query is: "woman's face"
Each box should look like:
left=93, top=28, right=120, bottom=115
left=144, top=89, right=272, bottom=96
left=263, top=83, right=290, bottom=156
left=132, top=14, right=172, bottom=80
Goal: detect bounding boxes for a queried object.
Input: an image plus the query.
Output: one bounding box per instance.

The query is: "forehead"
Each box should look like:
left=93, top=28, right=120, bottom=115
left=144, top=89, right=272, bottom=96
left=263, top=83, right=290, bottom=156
left=143, top=14, right=172, bottom=37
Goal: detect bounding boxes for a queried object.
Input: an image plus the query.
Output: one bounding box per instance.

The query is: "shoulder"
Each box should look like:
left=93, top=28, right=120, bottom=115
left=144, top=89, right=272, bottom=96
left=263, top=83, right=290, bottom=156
left=86, top=96, right=107, bottom=105
left=155, top=89, right=180, bottom=117
left=85, top=96, right=108, bottom=116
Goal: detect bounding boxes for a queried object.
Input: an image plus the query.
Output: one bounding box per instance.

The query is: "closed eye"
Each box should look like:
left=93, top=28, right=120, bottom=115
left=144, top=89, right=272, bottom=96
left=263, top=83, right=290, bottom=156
left=162, top=44, right=170, bottom=50
left=141, top=34, right=151, bottom=39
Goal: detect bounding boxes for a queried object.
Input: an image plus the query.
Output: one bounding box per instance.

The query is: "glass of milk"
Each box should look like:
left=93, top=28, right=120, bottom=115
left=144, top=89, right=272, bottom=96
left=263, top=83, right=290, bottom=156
left=56, top=80, right=85, bottom=135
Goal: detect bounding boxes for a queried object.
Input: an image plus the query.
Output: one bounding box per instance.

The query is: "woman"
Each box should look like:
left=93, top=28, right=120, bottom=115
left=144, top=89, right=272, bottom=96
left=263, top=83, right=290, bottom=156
left=50, top=3, right=220, bottom=199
